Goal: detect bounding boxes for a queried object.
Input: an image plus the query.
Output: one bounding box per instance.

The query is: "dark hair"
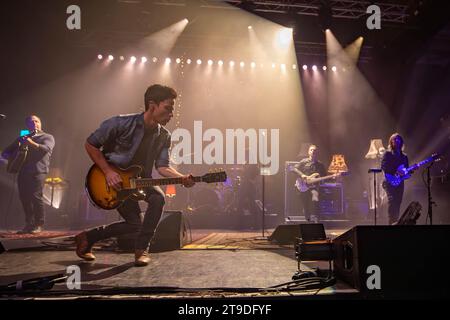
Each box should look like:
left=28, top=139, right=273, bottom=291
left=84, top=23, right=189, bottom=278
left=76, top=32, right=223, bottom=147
left=25, top=115, right=40, bottom=124
left=144, top=84, right=177, bottom=111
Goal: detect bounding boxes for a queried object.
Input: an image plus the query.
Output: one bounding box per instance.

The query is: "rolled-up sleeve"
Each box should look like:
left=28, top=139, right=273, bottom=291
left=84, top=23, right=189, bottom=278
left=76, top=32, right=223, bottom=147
left=155, top=135, right=171, bottom=168
left=86, top=117, right=117, bottom=148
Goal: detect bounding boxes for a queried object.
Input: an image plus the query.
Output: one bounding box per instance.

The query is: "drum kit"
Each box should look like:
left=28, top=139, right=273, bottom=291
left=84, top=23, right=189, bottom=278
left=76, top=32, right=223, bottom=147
left=187, top=165, right=244, bottom=214
left=164, top=164, right=257, bottom=214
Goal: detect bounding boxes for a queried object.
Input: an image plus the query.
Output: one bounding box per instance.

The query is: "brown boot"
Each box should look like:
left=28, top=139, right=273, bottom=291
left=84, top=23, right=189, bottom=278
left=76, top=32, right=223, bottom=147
left=135, top=250, right=150, bottom=267
left=75, top=231, right=96, bottom=261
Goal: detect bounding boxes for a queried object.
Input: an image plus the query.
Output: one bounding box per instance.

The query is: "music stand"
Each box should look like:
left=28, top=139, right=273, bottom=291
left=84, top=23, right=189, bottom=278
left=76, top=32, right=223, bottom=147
left=368, top=168, right=382, bottom=225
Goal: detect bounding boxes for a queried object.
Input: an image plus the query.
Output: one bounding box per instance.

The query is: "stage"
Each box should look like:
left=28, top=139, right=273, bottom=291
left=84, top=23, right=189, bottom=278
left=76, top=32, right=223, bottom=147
left=0, top=229, right=360, bottom=300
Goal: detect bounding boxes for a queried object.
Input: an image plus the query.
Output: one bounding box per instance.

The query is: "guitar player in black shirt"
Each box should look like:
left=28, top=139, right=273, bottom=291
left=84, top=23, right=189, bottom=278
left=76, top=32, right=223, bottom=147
left=381, top=133, right=409, bottom=225
left=293, top=144, right=327, bottom=222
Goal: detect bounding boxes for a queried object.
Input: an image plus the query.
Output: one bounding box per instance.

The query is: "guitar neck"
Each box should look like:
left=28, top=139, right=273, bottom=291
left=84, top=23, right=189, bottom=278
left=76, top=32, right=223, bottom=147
left=310, top=174, right=337, bottom=183
left=134, top=176, right=203, bottom=188
left=408, top=157, right=434, bottom=172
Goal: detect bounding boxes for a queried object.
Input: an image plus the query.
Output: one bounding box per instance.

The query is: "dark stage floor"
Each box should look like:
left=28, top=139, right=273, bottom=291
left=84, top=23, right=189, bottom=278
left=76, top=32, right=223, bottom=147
left=0, top=229, right=357, bottom=300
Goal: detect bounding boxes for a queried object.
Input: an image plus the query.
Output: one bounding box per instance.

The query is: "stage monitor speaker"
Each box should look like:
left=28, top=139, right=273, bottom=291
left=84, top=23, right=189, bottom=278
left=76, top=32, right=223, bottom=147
left=0, top=238, right=48, bottom=254
left=333, top=225, right=450, bottom=298
left=269, top=224, right=301, bottom=244
left=117, top=211, right=189, bottom=252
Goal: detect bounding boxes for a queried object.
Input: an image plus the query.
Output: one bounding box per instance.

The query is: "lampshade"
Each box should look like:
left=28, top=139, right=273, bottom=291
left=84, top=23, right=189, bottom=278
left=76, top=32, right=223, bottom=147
left=165, top=184, right=176, bottom=198
left=328, top=154, right=348, bottom=173
left=365, top=139, right=385, bottom=159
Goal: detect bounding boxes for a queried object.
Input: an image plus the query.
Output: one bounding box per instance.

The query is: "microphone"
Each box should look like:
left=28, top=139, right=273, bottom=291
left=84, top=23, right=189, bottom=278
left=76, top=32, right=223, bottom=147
left=368, top=168, right=382, bottom=173
left=0, top=114, right=6, bottom=119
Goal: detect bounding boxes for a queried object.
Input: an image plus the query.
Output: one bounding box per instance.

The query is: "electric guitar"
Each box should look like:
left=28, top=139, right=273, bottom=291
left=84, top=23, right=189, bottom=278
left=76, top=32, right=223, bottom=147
left=295, top=172, right=347, bottom=192
left=85, top=163, right=227, bottom=210
left=6, top=131, right=37, bottom=174
left=384, top=153, right=440, bottom=187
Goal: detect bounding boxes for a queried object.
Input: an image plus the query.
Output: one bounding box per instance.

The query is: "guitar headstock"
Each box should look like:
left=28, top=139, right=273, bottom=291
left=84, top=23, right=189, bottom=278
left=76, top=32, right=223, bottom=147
left=202, top=170, right=227, bottom=183
left=431, top=153, right=441, bottom=162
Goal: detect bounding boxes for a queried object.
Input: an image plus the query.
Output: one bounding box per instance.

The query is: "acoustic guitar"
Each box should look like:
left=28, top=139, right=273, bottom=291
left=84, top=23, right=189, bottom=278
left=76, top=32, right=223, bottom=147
left=6, top=130, right=37, bottom=174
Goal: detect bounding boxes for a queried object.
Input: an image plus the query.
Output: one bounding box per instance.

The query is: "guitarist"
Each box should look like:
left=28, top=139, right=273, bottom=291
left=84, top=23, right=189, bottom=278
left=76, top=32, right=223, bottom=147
left=293, top=145, right=327, bottom=222
left=75, top=84, right=195, bottom=267
left=381, top=133, right=410, bottom=225
left=1, top=115, right=55, bottom=234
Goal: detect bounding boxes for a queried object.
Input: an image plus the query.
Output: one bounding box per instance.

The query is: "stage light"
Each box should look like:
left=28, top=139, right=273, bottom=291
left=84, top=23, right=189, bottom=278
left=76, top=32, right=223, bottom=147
left=312, top=65, right=317, bottom=71
left=229, top=60, right=235, bottom=67
left=272, top=63, right=276, bottom=68
left=302, top=65, right=307, bottom=70
left=186, top=59, right=192, bottom=64
left=218, top=60, right=223, bottom=66
left=250, top=62, right=256, bottom=68
left=332, top=66, right=337, bottom=72
left=184, top=18, right=189, bottom=23
left=208, top=59, right=213, bottom=66
left=130, top=56, right=137, bottom=63
left=141, top=57, right=147, bottom=63
left=248, top=25, right=252, bottom=30
left=293, top=64, right=297, bottom=69
left=197, top=59, right=202, bottom=65
left=108, top=55, right=114, bottom=61
left=176, top=58, right=181, bottom=64
left=165, top=57, right=171, bottom=64
left=120, top=56, right=125, bottom=61
left=322, top=66, right=327, bottom=71
left=277, top=28, right=293, bottom=47
left=281, top=63, right=286, bottom=69
left=97, top=54, right=103, bottom=60
left=152, top=57, right=158, bottom=63
left=240, top=61, right=245, bottom=67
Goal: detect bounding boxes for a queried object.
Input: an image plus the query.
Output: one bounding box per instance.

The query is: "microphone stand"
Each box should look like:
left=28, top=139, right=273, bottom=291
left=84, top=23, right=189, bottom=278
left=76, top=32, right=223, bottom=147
left=368, top=168, right=382, bottom=225
left=426, top=163, right=436, bottom=225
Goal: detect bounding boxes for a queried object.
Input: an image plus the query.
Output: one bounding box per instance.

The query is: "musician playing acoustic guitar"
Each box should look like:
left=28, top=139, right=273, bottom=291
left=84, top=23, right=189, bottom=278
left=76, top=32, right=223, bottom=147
left=1, top=115, right=55, bottom=234
left=75, top=84, right=195, bottom=266
left=292, top=145, right=327, bottom=222
left=381, top=133, right=413, bottom=225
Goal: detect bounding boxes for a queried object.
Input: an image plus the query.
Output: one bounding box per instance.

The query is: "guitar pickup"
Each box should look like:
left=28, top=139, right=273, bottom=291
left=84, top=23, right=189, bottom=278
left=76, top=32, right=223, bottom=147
left=129, top=178, right=136, bottom=189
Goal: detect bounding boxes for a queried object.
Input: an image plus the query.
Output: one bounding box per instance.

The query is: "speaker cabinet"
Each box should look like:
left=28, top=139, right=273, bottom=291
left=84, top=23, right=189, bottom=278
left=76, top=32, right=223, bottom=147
left=117, top=211, right=189, bottom=252
left=268, top=224, right=300, bottom=244
left=333, top=225, right=450, bottom=298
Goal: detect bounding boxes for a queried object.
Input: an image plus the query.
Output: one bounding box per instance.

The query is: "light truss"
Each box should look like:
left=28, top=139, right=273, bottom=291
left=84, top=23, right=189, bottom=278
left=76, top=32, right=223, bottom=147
left=226, top=0, right=410, bottom=23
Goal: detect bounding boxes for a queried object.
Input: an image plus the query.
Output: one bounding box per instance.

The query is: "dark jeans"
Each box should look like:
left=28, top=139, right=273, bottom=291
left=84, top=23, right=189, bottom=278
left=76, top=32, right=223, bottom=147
left=384, top=183, right=404, bottom=225
left=298, top=189, right=319, bottom=221
left=86, top=186, right=165, bottom=251
left=17, top=171, right=46, bottom=228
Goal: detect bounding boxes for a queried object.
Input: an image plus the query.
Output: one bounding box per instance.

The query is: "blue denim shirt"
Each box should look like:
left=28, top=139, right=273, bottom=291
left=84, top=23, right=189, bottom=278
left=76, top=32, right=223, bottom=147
left=87, top=113, right=171, bottom=174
